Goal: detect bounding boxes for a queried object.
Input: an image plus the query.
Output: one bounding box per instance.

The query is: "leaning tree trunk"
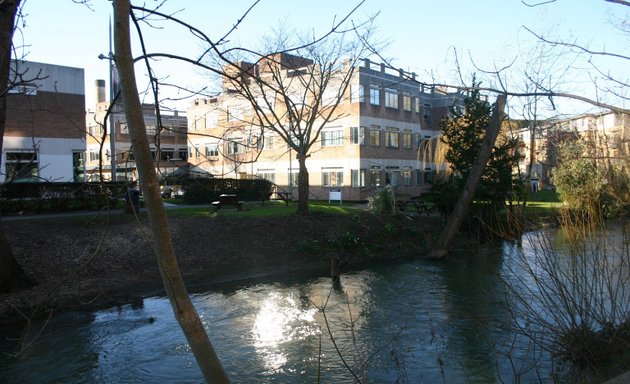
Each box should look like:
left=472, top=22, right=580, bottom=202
left=113, top=2, right=229, bottom=382
left=429, top=94, right=507, bottom=260
left=0, top=0, right=36, bottom=294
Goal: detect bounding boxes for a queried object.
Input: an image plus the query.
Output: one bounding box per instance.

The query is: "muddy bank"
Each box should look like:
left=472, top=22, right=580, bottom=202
left=1, top=212, right=436, bottom=325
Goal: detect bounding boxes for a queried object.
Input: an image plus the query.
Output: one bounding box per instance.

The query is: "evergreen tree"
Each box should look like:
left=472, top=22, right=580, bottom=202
left=433, top=82, right=520, bottom=215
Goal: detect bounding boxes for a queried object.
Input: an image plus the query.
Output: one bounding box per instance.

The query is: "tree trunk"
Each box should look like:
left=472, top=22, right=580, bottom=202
left=113, top=2, right=229, bottom=382
left=429, top=94, right=507, bottom=260
left=297, top=154, right=309, bottom=215
left=0, top=0, right=36, bottom=294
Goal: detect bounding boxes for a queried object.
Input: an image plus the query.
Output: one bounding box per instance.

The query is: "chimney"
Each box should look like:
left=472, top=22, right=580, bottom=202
left=95, top=79, right=106, bottom=103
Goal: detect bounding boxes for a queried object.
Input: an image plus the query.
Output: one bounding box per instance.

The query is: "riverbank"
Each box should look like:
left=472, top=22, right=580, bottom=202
left=1, top=211, right=437, bottom=325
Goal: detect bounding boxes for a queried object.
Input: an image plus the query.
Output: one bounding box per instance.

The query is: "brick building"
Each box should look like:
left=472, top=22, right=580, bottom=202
left=85, top=80, right=188, bottom=182
left=187, top=56, right=463, bottom=201
left=1, top=60, right=86, bottom=183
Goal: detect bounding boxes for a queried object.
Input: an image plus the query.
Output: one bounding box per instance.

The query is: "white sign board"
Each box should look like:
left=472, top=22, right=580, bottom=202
left=328, top=188, right=342, bottom=205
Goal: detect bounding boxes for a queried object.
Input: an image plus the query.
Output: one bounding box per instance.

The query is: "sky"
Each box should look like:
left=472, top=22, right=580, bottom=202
left=15, top=0, right=629, bottom=115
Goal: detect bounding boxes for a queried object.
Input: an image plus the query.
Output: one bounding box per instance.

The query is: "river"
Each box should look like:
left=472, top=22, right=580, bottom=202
left=3, top=223, right=628, bottom=383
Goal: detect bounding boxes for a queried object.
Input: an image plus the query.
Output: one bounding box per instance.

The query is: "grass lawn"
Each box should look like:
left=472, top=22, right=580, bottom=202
left=165, top=200, right=366, bottom=218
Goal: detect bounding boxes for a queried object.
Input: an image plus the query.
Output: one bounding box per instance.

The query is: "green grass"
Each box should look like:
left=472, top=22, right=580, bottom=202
left=165, top=200, right=365, bottom=218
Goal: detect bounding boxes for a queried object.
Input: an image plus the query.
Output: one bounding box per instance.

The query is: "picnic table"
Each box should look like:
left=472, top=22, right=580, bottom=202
left=211, top=194, right=244, bottom=212
left=396, top=196, right=433, bottom=215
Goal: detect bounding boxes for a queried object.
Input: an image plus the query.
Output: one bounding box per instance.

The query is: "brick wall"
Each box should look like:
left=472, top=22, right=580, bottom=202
left=5, top=90, right=85, bottom=139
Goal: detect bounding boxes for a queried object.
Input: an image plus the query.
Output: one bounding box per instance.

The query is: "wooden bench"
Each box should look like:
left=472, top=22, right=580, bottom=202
left=211, top=194, right=244, bottom=212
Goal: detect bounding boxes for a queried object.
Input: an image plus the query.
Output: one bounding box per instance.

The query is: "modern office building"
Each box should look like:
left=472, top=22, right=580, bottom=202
left=1, top=60, right=86, bottom=183
left=187, top=55, right=464, bottom=201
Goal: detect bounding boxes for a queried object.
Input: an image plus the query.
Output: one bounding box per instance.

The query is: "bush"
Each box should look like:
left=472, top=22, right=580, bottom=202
left=367, top=187, right=395, bottom=215
left=181, top=177, right=273, bottom=204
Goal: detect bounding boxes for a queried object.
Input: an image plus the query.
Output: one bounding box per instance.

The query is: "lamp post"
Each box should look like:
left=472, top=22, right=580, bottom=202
left=99, top=19, right=116, bottom=181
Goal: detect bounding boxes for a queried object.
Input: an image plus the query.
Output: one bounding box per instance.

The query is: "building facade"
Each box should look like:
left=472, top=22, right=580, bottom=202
left=85, top=80, right=188, bottom=182
left=517, top=111, right=629, bottom=189
left=187, top=56, right=463, bottom=201
left=2, top=60, right=86, bottom=183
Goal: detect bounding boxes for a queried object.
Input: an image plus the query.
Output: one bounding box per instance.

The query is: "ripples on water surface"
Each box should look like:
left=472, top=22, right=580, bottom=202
left=1, top=236, right=577, bottom=383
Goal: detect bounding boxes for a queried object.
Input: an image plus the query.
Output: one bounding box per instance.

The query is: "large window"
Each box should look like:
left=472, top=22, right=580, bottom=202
left=351, top=84, right=365, bottom=103
left=160, top=148, right=175, bottom=161
left=403, top=93, right=412, bottom=111
left=369, top=85, right=380, bottom=105
left=205, top=112, right=218, bottom=128
left=5, top=150, right=38, bottom=181
left=322, top=168, right=344, bottom=187
left=369, top=127, right=380, bottom=146
left=257, top=170, right=276, bottom=183
left=350, top=126, right=365, bottom=145
left=386, top=128, right=399, bottom=148
left=423, top=103, right=432, bottom=120
left=321, top=128, right=344, bottom=147
left=89, top=150, right=100, bottom=162
left=403, top=167, right=413, bottom=186
left=351, top=169, right=365, bottom=187
left=385, top=88, right=399, bottom=109
left=205, top=143, right=219, bottom=157
left=288, top=170, right=300, bottom=187
left=370, top=167, right=381, bottom=187
left=227, top=138, right=244, bottom=155
left=403, top=130, right=413, bottom=149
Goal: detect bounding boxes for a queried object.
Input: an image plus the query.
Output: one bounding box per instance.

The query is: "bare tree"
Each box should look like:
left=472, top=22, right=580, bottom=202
left=0, top=0, right=39, bottom=293
left=219, top=33, right=373, bottom=214
left=113, top=1, right=228, bottom=382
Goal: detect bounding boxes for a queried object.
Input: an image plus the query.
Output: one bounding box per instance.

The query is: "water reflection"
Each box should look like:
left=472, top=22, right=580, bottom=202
left=4, top=228, right=606, bottom=382
left=252, top=291, right=319, bottom=373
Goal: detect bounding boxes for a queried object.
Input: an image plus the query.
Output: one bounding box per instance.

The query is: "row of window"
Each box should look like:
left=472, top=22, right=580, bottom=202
left=88, top=148, right=187, bottom=162
left=257, top=168, right=436, bottom=188
left=351, top=84, right=433, bottom=119
left=191, top=126, right=432, bottom=158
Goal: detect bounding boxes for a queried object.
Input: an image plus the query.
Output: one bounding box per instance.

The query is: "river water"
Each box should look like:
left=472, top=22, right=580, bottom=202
left=4, top=223, right=627, bottom=383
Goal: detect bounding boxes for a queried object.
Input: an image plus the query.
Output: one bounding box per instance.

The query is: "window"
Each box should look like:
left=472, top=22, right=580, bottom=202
left=288, top=170, right=300, bottom=187
left=403, top=130, right=413, bottom=149
left=414, top=97, right=421, bottom=113
left=423, top=103, right=432, bottom=120
left=160, top=148, right=175, bottom=161
left=205, top=113, right=218, bottom=128
left=89, top=150, right=100, bottom=162
left=257, top=171, right=276, bottom=184
left=263, top=135, right=275, bottom=150
left=178, top=149, right=188, bottom=161
left=351, top=84, right=365, bottom=103
left=205, top=143, right=219, bottom=157
left=321, top=128, right=344, bottom=147
left=369, top=85, right=380, bottom=105
left=227, top=106, right=243, bottom=122
left=227, top=138, right=244, bottom=155
left=146, top=125, right=157, bottom=135
left=350, top=126, right=365, bottom=145
left=403, top=167, right=412, bottom=186
left=369, top=127, right=380, bottom=146
left=385, top=88, right=398, bottom=109
left=120, top=122, right=129, bottom=134
left=88, top=123, right=103, bottom=136
left=322, top=88, right=338, bottom=106
left=370, top=167, right=381, bottom=187
left=194, top=145, right=201, bottom=158
left=385, top=169, right=400, bottom=186
left=351, top=169, right=365, bottom=187
left=403, top=93, right=412, bottom=111
left=322, top=168, right=344, bottom=187
left=5, top=150, right=38, bottom=181
left=386, top=128, right=399, bottom=148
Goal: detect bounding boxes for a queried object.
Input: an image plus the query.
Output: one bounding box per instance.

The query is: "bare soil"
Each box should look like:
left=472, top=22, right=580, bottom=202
left=1, top=212, right=437, bottom=325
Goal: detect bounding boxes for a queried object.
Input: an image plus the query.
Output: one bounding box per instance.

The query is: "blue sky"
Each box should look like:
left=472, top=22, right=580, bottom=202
left=17, top=0, right=628, bottom=114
